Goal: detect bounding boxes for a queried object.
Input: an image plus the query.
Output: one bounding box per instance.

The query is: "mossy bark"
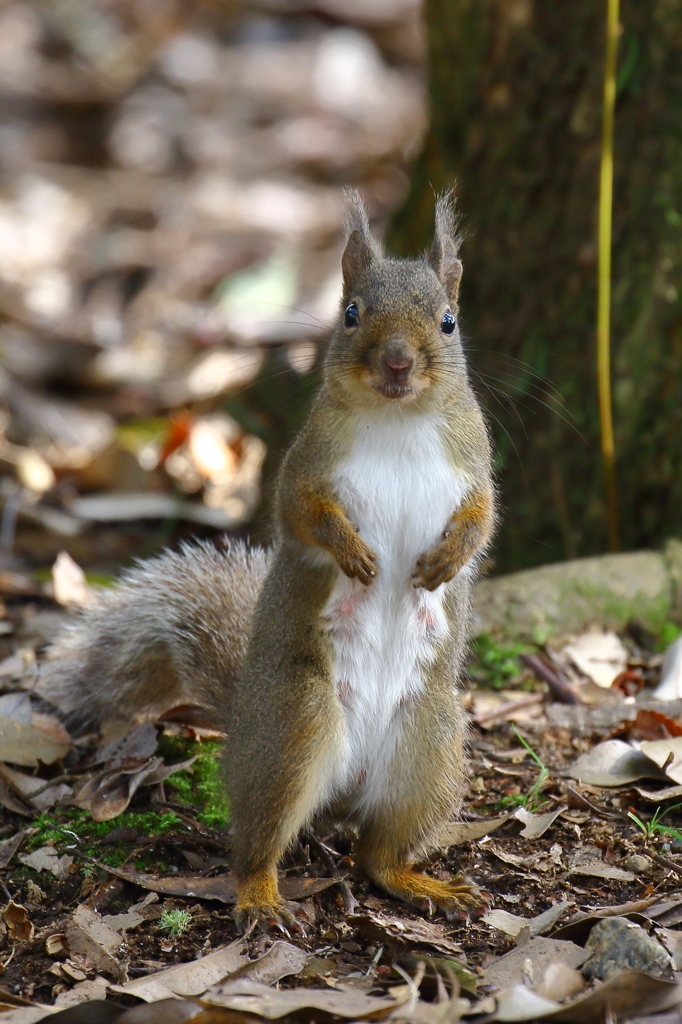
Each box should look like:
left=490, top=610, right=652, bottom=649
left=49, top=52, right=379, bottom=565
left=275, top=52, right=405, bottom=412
left=392, top=0, right=682, bottom=572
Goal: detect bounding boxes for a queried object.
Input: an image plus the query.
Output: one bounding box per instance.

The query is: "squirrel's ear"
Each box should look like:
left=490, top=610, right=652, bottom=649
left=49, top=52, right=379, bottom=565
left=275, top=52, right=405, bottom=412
left=341, top=190, right=378, bottom=302
left=429, top=192, right=463, bottom=306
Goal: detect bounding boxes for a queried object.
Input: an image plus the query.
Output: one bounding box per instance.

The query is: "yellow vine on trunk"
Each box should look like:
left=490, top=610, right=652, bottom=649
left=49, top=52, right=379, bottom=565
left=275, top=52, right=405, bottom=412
left=597, top=0, right=621, bottom=551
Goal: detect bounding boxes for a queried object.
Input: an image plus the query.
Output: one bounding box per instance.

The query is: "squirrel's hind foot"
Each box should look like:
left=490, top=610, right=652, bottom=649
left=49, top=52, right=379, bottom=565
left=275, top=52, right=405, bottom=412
left=368, top=865, right=487, bottom=921
left=233, top=903, right=301, bottom=937
left=233, top=871, right=302, bottom=935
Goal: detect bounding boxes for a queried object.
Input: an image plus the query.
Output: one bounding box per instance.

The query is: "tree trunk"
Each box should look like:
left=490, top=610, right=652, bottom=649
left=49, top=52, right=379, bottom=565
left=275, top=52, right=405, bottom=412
left=393, top=0, right=682, bottom=573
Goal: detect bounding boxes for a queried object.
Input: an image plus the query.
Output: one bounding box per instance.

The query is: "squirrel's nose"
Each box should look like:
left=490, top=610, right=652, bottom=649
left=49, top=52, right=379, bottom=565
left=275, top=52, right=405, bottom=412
left=382, top=354, right=414, bottom=374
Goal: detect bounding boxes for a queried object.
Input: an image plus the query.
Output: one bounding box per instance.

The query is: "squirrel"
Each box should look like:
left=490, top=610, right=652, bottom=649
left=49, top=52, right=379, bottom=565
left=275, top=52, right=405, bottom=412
left=40, top=192, right=495, bottom=929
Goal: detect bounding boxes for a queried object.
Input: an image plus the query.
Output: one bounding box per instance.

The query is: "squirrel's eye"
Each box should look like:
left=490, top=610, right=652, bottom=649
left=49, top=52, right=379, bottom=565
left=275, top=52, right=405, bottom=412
left=440, top=310, right=456, bottom=335
left=344, top=302, right=360, bottom=328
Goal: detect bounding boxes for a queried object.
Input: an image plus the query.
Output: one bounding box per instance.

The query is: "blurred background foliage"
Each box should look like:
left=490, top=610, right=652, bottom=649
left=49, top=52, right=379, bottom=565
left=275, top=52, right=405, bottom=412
left=0, top=0, right=680, bottom=580
left=0, top=0, right=427, bottom=572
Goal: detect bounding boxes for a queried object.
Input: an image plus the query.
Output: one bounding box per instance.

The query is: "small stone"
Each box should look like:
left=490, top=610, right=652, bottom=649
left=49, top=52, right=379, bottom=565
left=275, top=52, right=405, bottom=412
left=624, top=854, right=652, bottom=874
left=583, top=918, right=672, bottom=981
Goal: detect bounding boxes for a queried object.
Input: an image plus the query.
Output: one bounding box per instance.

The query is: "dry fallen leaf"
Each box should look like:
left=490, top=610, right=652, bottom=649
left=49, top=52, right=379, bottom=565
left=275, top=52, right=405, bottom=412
left=514, top=806, right=565, bottom=839
left=645, top=899, right=682, bottom=928
left=0, top=655, right=26, bottom=680
left=485, top=901, right=574, bottom=940
left=485, top=909, right=531, bottom=938
left=71, top=492, right=246, bottom=529
left=65, top=904, right=127, bottom=983
left=562, top=630, right=628, bottom=688
left=626, top=708, right=682, bottom=741
left=116, top=997, right=207, bottom=1022
left=640, top=737, right=682, bottom=785
left=567, top=860, right=636, bottom=883
left=93, top=723, right=159, bottom=768
left=0, top=693, right=32, bottom=724
left=567, top=739, right=668, bottom=787
left=483, top=937, right=589, bottom=992
left=487, top=843, right=563, bottom=873
left=435, top=815, right=510, bottom=847
left=0, top=989, right=50, bottom=1024
left=53, top=976, right=108, bottom=1008
left=635, top=783, right=682, bottom=802
left=19, top=846, right=74, bottom=879
left=0, top=1010, right=54, bottom=1023
left=110, top=937, right=249, bottom=1002
left=0, top=764, right=71, bottom=811
left=652, top=926, right=682, bottom=972
left=0, top=717, right=71, bottom=767
left=103, top=892, right=159, bottom=934
left=45, top=933, right=68, bottom=956
left=533, top=961, right=585, bottom=1003
left=84, top=859, right=342, bottom=906
left=52, top=551, right=91, bottom=608
left=0, top=778, right=31, bottom=816
left=201, top=977, right=411, bottom=1020
left=3, top=901, right=34, bottom=943
left=0, top=829, right=30, bottom=868
left=74, top=754, right=196, bottom=821
left=547, top=970, right=682, bottom=1023
left=210, top=940, right=308, bottom=989
left=350, top=910, right=464, bottom=956
left=492, top=984, right=562, bottom=1022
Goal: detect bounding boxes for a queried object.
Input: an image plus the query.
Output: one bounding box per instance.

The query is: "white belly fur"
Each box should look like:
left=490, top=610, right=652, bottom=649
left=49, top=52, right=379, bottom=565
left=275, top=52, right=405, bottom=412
left=323, top=410, right=470, bottom=819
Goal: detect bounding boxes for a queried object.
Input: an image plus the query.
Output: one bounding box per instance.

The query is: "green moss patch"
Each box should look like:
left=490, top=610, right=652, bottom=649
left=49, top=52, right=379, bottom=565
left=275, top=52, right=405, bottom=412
left=28, top=809, right=182, bottom=869
left=469, top=635, right=537, bottom=689
left=159, top=736, right=229, bottom=829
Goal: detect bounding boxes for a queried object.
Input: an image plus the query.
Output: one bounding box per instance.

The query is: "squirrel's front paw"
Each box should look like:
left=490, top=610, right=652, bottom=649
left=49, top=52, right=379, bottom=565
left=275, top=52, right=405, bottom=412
left=337, top=539, right=378, bottom=586
left=413, top=541, right=460, bottom=591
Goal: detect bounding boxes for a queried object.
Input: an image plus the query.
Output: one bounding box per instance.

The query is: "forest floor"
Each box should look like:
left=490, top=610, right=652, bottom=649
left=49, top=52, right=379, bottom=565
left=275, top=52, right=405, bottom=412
left=2, top=592, right=682, bottom=1023
left=3, top=2, right=678, bottom=1020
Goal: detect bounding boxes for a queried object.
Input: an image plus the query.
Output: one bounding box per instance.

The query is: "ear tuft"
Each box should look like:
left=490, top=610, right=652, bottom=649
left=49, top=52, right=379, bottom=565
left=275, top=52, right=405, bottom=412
left=341, top=189, right=379, bottom=302
left=429, top=191, right=463, bottom=306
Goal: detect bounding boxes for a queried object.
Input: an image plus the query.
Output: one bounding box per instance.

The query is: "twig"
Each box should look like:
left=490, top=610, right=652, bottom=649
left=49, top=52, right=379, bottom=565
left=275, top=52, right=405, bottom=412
left=587, top=894, right=669, bottom=916
left=521, top=654, right=582, bottom=705
left=565, top=786, right=628, bottom=821
left=651, top=852, right=682, bottom=876
left=151, top=800, right=223, bottom=839
left=24, top=774, right=77, bottom=801
left=476, top=693, right=544, bottom=726
left=84, top=876, right=126, bottom=913
left=305, top=830, right=359, bottom=914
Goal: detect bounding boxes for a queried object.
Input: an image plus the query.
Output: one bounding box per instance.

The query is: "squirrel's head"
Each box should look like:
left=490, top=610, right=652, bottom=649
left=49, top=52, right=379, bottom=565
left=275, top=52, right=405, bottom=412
left=325, top=191, right=466, bottom=411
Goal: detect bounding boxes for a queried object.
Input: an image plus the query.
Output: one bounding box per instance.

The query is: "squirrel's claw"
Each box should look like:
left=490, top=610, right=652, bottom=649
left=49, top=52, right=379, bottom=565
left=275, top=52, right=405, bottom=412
left=439, top=876, right=489, bottom=921
left=339, top=542, right=378, bottom=586
left=413, top=875, right=488, bottom=922
left=366, top=864, right=487, bottom=923
left=233, top=899, right=299, bottom=935
left=412, top=549, right=459, bottom=591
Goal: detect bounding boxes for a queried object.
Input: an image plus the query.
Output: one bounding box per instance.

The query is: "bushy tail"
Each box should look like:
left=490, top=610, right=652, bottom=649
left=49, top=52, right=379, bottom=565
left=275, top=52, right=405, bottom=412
left=38, top=539, right=272, bottom=733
